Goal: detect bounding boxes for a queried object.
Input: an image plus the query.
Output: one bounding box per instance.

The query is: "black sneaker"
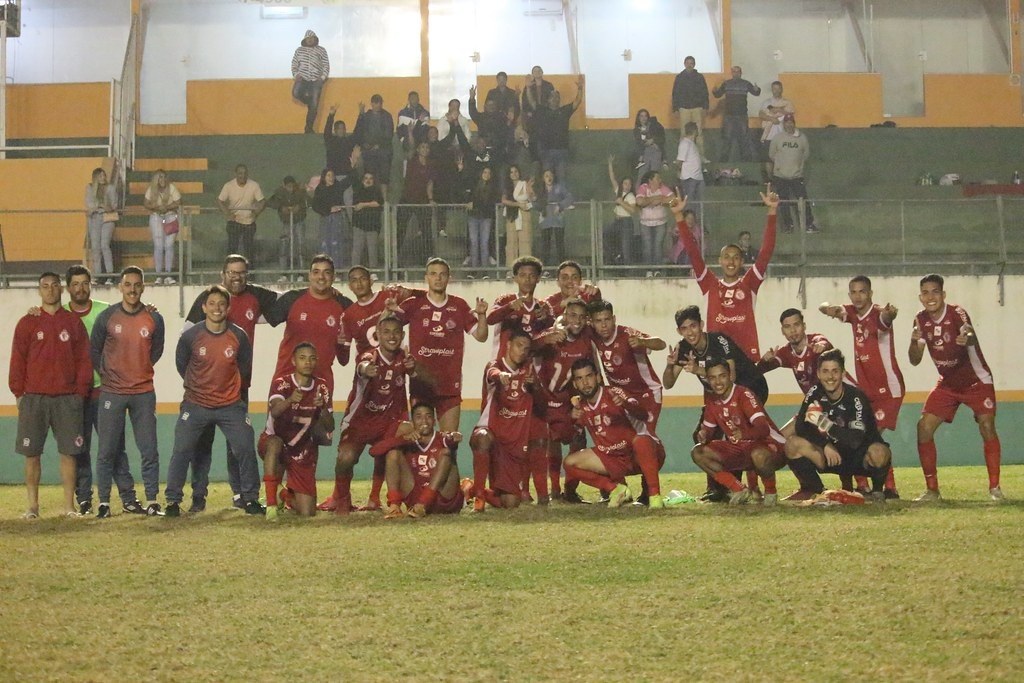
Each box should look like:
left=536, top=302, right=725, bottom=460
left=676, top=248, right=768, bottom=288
left=232, top=495, right=245, bottom=510
left=560, top=491, right=589, bottom=504
left=188, top=498, right=206, bottom=514
left=145, top=502, right=164, bottom=517
left=122, top=500, right=147, bottom=515
left=805, top=224, right=821, bottom=234
left=698, top=488, right=728, bottom=503
left=244, top=500, right=266, bottom=516
left=883, top=488, right=901, bottom=500
left=97, top=503, right=111, bottom=518
left=78, top=500, right=93, bottom=516
left=164, top=502, right=181, bottom=518
left=632, top=492, right=651, bottom=507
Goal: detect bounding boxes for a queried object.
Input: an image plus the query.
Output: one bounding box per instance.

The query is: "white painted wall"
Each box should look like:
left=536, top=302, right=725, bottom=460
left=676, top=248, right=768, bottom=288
left=0, top=275, right=1018, bottom=409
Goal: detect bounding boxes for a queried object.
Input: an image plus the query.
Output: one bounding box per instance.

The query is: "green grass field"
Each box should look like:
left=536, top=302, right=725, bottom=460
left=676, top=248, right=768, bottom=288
left=2, top=466, right=1022, bottom=681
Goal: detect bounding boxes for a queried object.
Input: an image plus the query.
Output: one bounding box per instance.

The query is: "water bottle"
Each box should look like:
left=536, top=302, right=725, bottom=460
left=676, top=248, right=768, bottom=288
left=1013, top=170, right=1022, bottom=185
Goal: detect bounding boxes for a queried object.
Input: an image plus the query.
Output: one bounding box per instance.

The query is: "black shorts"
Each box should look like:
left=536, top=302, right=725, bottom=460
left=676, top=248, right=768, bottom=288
left=821, top=439, right=888, bottom=476
left=16, top=394, right=85, bottom=456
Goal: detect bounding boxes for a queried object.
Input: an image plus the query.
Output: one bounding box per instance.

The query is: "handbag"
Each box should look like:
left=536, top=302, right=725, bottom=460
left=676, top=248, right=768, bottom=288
left=102, top=211, right=119, bottom=223
left=161, top=212, right=180, bottom=236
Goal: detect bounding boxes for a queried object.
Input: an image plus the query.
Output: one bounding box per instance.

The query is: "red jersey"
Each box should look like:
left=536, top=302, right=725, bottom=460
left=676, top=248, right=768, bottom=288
left=340, top=348, right=410, bottom=432
left=701, top=385, right=784, bottom=446
left=476, top=358, right=534, bottom=449
left=916, top=304, right=993, bottom=391
left=576, top=386, right=653, bottom=457
left=90, top=304, right=165, bottom=395
left=339, top=287, right=424, bottom=361
left=264, top=373, right=333, bottom=448
left=270, top=289, right=351, bottom=395
left=544, top=287, right=602, bottom=317
left=841, top=304, right=905, bottom=400
left=399, top=294, right=479, bottom=398
left=176, top=323, right=252, bottom=408
left=486, top=293, right=554, bottom=360
left=370, top=431, right=459, bottom=488
left=533, top=327, right=594, bottom=414
left=186, top=284, right=277, bottom=345
left=592, top=325, right=663, bottom=401
left=9, top=309, right=92, bottom=398
left=678, top=214, right=777, bottom=362
left=758, top=332, right=836, bottom=394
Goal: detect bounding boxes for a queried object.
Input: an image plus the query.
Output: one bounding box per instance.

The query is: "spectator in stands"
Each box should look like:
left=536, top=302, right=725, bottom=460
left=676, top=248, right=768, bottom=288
left=759, top=81, right=794, bottom=180
left=537, top=169, right=573, bottom=266
left=522, top=66, right=555, bottom=158
left=266, top=175, right=308, bottom=281
left=217, top=164, right=265, bottom=265
left=671, top=56, right=710, bottom=160
left=633, top=108, right=666, bottom=182
left=84, top=166, right=119, bottom=285
left=465, top=166, right=501, bottom=275
left=670, top=208, right=703, bottom=266
left=291, top=30, right=330, bottom=134
left=398, top=141, right=438, bottom=264
left=604, top=155, right=637, bottom=267
left=323, top=104, right=356, bottom=176
left=436, top=99, right=471, bottom=150
left=737, top=230, right=757, bottom=261
left=486, top=71, right=520, bottom=125
left=457, top=127, right=494, bottom=182
left=469, top=85, right=512, bottom=169
left=142, top=170, right=181, bottom=285
left=354, top=95, right=395, bottom=201
left=312, top=169, right=352, bottom=268
left=351, top=171, right=383, bottom=268
left=501, top=164, right=536, bottom=265
left=713, top=65, right=761, bottom=162
left=675, top=121, right=705, bottom=214
left=397, top=91, right=430, bottom=152
left=769, top=114, right=819, bottom=233
left=530, top=76, right=584, bottom=189
left=635, top=170, right=674, bottom=274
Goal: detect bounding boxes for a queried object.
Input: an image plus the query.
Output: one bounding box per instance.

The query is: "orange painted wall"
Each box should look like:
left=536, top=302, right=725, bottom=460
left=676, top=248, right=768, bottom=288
left=892, top=74, right=1023, bottom=127
left=6, top=83, right=109, bottom=139
left=778, top=73, right=885, bottom=128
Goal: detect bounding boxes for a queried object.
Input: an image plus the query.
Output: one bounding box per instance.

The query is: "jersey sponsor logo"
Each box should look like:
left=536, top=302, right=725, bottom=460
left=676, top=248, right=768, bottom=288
left=59, top=329, right=70, bottom=342
left=224, top=347, right=235, bottom=358
left=36, top=331, right=44, bottom=340
left=418, top=347, right=456, bottom=358
left=934, top=359, right=959, bottom=368
left=22, top=438, right=30, bottom=448
left=114, top=324, right=123, bottom=334
left=605, top=439, right=627, bottom=452
left=366, top=400, right=391, bottom=412
left=181, top=411, right=190, bottom=421
left=199, top=346, right=208, bottom=356
left=300, top=313, right=308, bottom=321
left=445, top=319, right=456, bottom=330
left=612, top=355, right=623, bottom=366
left=498, top=407, right=528, bottom=419
left=422, top=319, right=430, bottom=327
left=431, top=311, right=443, bottom=322
left=715, top=313, right=746, bottom=324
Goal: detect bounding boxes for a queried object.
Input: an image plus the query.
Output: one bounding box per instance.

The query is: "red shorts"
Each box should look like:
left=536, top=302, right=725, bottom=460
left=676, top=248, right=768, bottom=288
left=545, top=404, right=577, bottom=444
left=489, top=439, right=529, bottom=495
left=924, top=381, right=997, bottom=424
left=339, top=412, right=403, bottom=449
left=595, top=435, right=666, bottom=482
left=864, top=392, right=904, bottom=431
left=404, top=486, right=464, bottom=514
left=704, top=439, right=779, bottom=472
left=635, top=391, right=662, bottom=431
left=409, top=380, right=462, bottom=419
left=528, top=414, right=548, bottom=441
left=259, top=432, right=319, bottom=497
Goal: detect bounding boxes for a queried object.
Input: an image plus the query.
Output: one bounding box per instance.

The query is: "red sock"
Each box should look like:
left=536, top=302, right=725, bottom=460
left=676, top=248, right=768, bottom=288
left=983, top=437, right=1001, bottom=488
left=762, top=475, right=777, bottom=495
left=548, top=449, right=562, bottom=496
left=417, top=486, right=439, bottom=507
left=386, top=488, right=403, bottom=507
left=745, top=470, right=759, bottom=492
left=918, top=440, right=939, bottom=491
left=335, top=474, right=353, bottom=510
left=472, top=447, right=490, bottom=497
left=854, top=475, right=869, bottom=490
left=264, top=475, right=280, bottom=506
left=564, top=464, right=616, bottom=494
left=482, top=488, right=504, bottom=508
left=368, top=456, right=386, bottom=504
left=632, top=437, right=662, bottom=496
left=529, top=446, right=549, bottom=499
left=884, top=466, right=897, bottom=490
left=712, top=470, right=744, bottom=493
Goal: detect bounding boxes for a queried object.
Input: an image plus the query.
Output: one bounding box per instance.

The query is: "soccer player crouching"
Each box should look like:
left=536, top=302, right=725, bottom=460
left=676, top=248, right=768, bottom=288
left=563, top=358, right=667, bottom=509
left=691, top=359, right=786, bottom=505
left=259, top=343, right=334, bottom=519
left=784, top=349, right=892, bottom=503
left=370, top=403, right=464, bottom=519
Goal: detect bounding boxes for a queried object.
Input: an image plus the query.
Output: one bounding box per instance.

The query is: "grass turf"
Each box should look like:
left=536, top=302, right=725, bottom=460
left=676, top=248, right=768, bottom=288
left=1, top=465, right=1022, bottom=681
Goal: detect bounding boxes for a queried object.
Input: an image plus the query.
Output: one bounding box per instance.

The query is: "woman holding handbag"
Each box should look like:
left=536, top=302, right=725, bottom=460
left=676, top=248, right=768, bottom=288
left=143, top=169, right=181, bottom=284
left=84, top=167, right=120, bottom=284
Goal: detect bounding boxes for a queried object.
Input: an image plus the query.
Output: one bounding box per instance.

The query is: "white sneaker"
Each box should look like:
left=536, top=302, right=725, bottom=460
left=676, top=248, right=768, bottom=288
left=153, top=277, right=164, bottom=285
left=462, top=256, right=472, bottom=266
left=645, top=271, right=654, bottom=278
left=488, top=256, right=498, bottom=265
left=438, top=229, right=448, bottom=238
left=164, top=276, right=176, bottom=285
left=989, top=486, right=1005, bottom=501
left=914, top=489, right=942, bottom=503
left=277, top=276, right=290, bottom=284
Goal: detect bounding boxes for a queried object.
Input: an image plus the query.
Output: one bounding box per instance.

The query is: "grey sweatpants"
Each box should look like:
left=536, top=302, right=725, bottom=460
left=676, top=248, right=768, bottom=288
left=97, top=391, right=160, bottom=504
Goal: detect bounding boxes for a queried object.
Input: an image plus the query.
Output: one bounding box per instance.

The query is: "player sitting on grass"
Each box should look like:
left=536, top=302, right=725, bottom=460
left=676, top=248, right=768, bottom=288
left=259, top=342, right=334, bottom=519
left=691, top=358, right=786, bottom=505
left=563, top=357, right=666, bottom=509
left=784, top=349, right=892, bottom=503
left=370, top=403, right=464, bottom=519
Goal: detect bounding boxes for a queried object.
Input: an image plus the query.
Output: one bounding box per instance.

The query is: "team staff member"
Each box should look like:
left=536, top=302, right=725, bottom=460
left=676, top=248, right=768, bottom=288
left=91, top=267, right=165, bottom=517
left=9, top=272, right=92, bottom=518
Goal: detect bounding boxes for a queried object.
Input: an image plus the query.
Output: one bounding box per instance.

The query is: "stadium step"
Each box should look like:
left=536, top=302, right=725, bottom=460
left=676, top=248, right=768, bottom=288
left=134, top=157, right=209, bottom=172
left=128, top=180, right=204, bottom=196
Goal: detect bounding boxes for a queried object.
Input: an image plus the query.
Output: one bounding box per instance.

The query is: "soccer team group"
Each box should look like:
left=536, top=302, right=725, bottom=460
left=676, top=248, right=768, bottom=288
left=9, top=191, right=1004, bottom=520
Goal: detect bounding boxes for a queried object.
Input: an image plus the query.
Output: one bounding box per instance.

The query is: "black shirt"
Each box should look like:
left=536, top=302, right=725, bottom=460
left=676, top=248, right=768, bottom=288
left=676, top=331, right=768, bottom=403
left=795, top=383, right=883, bottom=454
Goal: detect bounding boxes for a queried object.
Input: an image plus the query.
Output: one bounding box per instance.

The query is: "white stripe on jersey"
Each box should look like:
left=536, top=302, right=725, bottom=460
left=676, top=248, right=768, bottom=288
left=967, top=346, right=993, bottom=385
left=876, top=325, right=903, bottom=398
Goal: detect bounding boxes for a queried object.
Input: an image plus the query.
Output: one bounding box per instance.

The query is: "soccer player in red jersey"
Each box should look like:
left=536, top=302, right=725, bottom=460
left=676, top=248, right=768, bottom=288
left=9, top=272, right=91, bottom=518
left=543, top=259, right=601, bottom=317
left=672, top=187, right=779, bottom=363
left=259, top=342, right=334, bottom=519
left=819, top=275, right=902, bottom=497
left=532, top=298, right=593, bottom=502
left=691, top=359, right=786, bottom=505
left=908, top=274, right=1003, bottom=502
left=470, top=329, right=536, bottom=510
left=371, top=403, right=464, bottom=519
left=563, top=358, right=667, bottom=508
left=487, top=255, right=554, bottom=360
left=331, top=315, right=415, bottom=514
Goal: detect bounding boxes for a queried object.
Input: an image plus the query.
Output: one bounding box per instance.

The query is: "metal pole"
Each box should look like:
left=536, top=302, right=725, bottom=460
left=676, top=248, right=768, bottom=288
left=1, top=18, right=7, bottom=161
left=590, top=199, right=600, bottom=281
left=996, top=195, right=1007, bottom=306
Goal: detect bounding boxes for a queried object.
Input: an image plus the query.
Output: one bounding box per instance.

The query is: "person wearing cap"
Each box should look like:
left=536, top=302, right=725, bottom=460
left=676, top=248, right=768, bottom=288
left=291, top=30, right=330, bottom=134
left=768, top=113, right=819, bottom=234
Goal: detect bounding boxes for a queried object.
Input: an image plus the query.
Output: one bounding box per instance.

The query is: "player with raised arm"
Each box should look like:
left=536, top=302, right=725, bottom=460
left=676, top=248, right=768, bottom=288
left=543, top=260, right=601, bottom=317
left=260, top=342, right=334, bottom=519
left=563, top=358, right=667, bottom=508
left=691, top=359, right=786, bottom=505
left=470, top=329, right=536, bottom=511
left=784, top=349, right=892, bottom=503
left=671, top=187, right=779, bottom=363
left=371, top=403, right=464, bottom=519
left=908, top=274, right=1003, bottom=501
left=819, top=275, right=901, bottom=497
left=331, top=315, right=414, bottom=514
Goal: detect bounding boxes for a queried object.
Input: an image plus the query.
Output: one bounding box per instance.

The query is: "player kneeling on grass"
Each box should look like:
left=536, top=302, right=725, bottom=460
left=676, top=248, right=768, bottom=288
left=563, top=358, right=667, bottom=509
left=259, top=342, right=334, bottom=519
left=370, top=403, right=464, bottom=519
left=784, top=349, right=892, bottom=503
left=691, top=359, right=786, bottom=505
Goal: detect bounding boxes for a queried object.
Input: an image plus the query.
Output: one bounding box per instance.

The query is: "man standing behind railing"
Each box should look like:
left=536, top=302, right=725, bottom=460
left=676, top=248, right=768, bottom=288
left=291, top=30, right=330, bottom=134
left=217, top=164, right=265, bottom=266
left=769, top=114, right=819, bottom=234
left=266, top=175, right=308, bottom=281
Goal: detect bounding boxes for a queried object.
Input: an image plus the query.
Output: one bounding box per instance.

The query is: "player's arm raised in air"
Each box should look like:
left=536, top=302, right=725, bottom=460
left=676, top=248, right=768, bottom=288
left=753, top=185, right=779, bottom=276
left=669, top=195, right=708, bottom=279
left=662, top=344, right=684, bottom=389
left=880, top=302, right=898, bottom=327
left=908, top=317, right=925, bottom=366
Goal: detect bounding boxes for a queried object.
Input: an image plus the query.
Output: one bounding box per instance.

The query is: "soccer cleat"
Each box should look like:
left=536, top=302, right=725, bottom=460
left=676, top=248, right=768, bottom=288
left=265, top=505, right=279, bottom=522
left=560, top=490, right=588, bottom=504
left=805, top=224, right=821, bottom=234
left=914, top=489, right=942, bottom=503
left=146, top=503, right=164, bottom=517
left=748, top=487, right=764, bottom=503
left=763, top=493, right=778, bottom=507
left=122, top=500, right=147, bottom=515
left=472, top=497, right=486, bottom=513
left=78, top=500, right=93, bottom=516
left=883, top=488, right=901, bottom=500
left=647, top=494, right=665, bottom=510
left=698, top=488, right=728, bottom=504
left=728, top=488, right=752, bottom=505
left=383, top=504, right=404, bottom=520
left=608, top=483, right=632, bottom=509
left=164, top=502, right=181, bottom=518
left=632, top=491, right=650, bottom=507
left=279, top=487, right=294, bottom=511
left=316, top=495, right=338, bottom=512
left=244, top=500, right=267, bottom=516
left=97, top=503, right=111, bottom=518
left=783, top=489, right=821, bottom=502
left=64, top=509, right=83, bottom=518
left=989, top=486, right=1005, bottom=501
left=867, top=491, right=886, bottom=504
left=188, top=498, right=206, bottom=514
left=21, top=510, right=39, bottom=520
left=232, top=495, right=245, bottom=510
left=407, top=503, right=427, bottom=519
left=459, top=477, right=475, bottom=502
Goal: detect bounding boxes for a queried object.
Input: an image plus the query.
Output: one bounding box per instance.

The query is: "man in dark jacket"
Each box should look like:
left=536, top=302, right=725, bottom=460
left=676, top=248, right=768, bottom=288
left=671, top=56, right=709, bottom=160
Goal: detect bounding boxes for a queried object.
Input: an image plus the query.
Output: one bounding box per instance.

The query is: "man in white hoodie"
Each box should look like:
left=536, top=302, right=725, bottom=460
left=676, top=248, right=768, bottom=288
left=769, top=114, right=819, bottom=234
left=291, top=30, right=330, bottom=133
